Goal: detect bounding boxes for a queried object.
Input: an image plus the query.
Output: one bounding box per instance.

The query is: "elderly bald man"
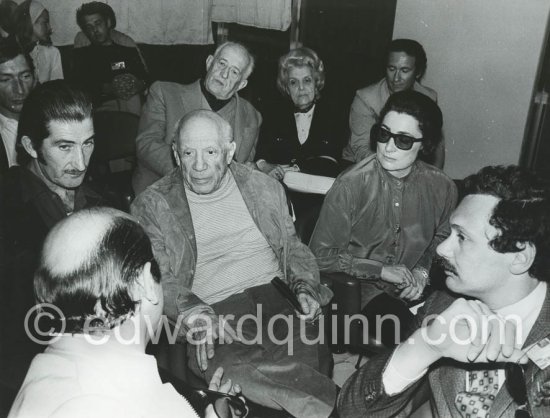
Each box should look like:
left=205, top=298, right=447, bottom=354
left=9, top=207, right=240, bottom=417
left=131, top=109, right=337, bottom=417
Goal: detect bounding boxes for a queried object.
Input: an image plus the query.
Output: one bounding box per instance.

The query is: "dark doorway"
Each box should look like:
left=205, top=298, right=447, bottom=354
left=521, top=13, right=550, bottom=182
left=299, top=0, right=397, bottom=112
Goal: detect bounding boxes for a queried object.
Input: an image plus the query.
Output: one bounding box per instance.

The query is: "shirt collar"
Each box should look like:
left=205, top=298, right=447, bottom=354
left=496, top=281, right=547, bottom=345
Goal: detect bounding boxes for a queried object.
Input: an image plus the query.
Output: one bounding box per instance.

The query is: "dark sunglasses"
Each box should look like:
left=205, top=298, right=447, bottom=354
left=505, top=363, right=532, bottom=418
left=373, top=124, right=423, bottom=150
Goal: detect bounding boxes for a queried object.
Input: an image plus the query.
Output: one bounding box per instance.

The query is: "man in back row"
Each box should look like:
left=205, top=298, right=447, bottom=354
left=132, top=41, right=261, bottom=195
left=341, top=39, right=443, bottom=168
left=72, top=1, right=149, bottom=115
left=131, top=109, right=336, bottom=417
left=338, top=165, right=550, bottom=418
left=0, top=38, right=35, bottom=179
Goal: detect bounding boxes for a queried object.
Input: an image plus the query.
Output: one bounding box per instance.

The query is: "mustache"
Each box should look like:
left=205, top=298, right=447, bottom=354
left=435, top=257, right=458, bottom=275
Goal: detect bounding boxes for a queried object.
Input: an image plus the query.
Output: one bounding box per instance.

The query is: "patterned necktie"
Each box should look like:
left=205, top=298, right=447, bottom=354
left=455, top=369, right=500, bottom=418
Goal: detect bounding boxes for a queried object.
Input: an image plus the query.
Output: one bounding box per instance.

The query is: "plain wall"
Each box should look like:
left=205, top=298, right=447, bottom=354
left=393, top=0, right=550, bottom=179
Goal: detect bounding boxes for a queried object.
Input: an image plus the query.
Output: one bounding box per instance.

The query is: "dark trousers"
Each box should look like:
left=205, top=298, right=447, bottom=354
left=187, top=283, right=337, bottom=418
left=361, top=292, right=415, bottom=347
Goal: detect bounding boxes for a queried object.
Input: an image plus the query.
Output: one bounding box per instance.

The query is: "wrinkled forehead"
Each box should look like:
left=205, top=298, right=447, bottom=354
left=215, top=45, right=250, bottom=71
left=177, top=117, right=230, bottom=148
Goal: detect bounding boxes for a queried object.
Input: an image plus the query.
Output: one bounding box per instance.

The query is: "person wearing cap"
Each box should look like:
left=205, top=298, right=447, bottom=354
left=11, top=0, right=63, bottom=83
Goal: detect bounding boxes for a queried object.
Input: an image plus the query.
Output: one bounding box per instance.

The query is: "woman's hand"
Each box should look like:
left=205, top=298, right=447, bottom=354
left=399, top=268, right=428, bottom=301
left=380, top=264, right=416, bottom=289
left=257, top=160, right=285, bottom=180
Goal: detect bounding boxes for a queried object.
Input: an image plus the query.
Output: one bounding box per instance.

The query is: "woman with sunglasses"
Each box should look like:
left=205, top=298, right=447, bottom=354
left=310, top=90, right=457, bottom=347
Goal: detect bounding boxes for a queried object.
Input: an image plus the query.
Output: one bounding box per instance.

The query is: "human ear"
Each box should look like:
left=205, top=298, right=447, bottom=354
left=172, top=143, right=181, bottom=167
left=137, top=262, right=160, bottom=305
left=21, top=136, right=38, bottom=159
left=206, top=55, right=214, bottom=71
left=226, top=142, right=236, bottom=163
left=236, top=79, right=248, bottom=91
left=509, top=242, right=536, bottom=276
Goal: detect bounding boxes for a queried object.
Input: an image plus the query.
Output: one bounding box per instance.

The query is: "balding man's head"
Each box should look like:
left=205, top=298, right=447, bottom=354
left=172, top=110, right=236, bottom=195
left=34, top=207, right=160, bottom=334
left=204, top=41, right=254, bottom=100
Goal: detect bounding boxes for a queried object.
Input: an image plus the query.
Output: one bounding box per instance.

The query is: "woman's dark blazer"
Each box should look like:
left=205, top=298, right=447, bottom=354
left=256, top=99, right=348, bottom=168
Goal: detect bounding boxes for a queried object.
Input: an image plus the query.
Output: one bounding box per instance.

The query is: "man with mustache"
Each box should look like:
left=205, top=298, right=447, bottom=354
left=341, top=39, right=443, bottom=168
left=0, top=80, right=117, bottom=396
left=338, top=165, right=550, bottom=418
left=132, top=41, right=261, bottom=195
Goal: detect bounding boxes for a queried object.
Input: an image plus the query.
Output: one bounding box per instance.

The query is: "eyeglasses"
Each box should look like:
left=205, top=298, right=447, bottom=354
left=373, top=124, right=423, bottom=150
left=184, top=387, right=249, bottom=418
left=505, top=363, right=532, bottom=418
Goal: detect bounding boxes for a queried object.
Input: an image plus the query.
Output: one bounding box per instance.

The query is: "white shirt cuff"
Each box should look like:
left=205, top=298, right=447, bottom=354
left=382, top=345, right=429, bottom=395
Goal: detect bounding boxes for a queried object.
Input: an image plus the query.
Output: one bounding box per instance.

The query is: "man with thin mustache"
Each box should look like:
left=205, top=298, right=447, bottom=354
left=0, top=80, right=118, bottom=396
left=338, top=165, right=550, bottom=418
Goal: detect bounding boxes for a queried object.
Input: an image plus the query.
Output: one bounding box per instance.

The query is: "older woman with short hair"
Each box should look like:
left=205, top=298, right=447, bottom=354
left=310, top=90, right=457, bottom=346
left=255, top=47, right=347, bottom=180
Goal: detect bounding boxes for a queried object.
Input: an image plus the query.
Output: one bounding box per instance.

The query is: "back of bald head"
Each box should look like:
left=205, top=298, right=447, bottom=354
left=173, top=109, right=233, bottom=149
left=35, top=207, right=160, bottom=333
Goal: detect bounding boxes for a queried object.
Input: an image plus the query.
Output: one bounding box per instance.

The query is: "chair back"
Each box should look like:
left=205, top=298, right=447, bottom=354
left=92, top=110, right=139, bottom=167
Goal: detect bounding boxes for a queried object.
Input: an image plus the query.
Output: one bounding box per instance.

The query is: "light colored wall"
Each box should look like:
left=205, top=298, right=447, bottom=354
left=393, top=0, right=550, bottom=178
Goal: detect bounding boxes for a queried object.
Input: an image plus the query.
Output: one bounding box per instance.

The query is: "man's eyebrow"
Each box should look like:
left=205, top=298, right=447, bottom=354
left=53, top=139, right=76, bottom=145
left=53, top=135, right=95, bottom=145
left=450, top=223, right=469, bottom=235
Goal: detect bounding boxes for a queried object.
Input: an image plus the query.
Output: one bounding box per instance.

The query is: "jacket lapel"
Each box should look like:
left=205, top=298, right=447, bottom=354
left=0, top=134, right=9, bottom=179
left=433, top=361, right=467, bottom=418
left=487, top=285, right=550, bottom=417
left=168, top=170, right=197, bottom=263
left=232, top=95, right=245, bottom=161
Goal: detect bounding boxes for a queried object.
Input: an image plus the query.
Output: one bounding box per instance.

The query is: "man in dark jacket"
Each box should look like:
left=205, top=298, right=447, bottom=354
left=0, top=80, right=117, bottom=394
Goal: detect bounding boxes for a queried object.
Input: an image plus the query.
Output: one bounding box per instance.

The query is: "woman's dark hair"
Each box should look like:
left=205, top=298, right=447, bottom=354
left=376, top=90, right=443, bottom=156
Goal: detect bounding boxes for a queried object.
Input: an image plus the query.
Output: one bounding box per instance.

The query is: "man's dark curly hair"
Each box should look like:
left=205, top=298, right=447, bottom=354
left=463, top=165, right=550, bottom=282
left=76, top=1, right=116, bottom=31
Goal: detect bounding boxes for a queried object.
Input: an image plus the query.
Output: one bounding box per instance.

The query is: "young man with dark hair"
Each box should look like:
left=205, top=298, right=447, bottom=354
left=338, top=165, right=550, bottom=418
left=0, top=80, right=116, bottom=393
left=342, top=39, right=442, bottom=167
left=71, top=2, right=149, bottom=115
left=0, top=37, right=35, bottom=179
